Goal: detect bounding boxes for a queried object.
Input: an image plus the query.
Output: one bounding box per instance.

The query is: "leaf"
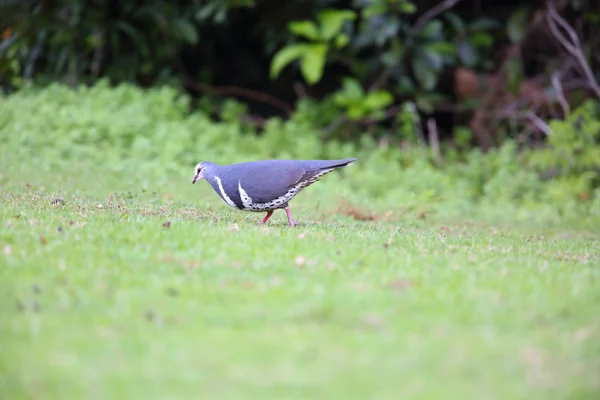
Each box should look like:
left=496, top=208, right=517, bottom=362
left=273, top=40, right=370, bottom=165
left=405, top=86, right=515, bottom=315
left=419, top=20, right=443, bottom=40
left=422, top=48, right=443, bottom=71
left=398, top=1, right=417, bottom=14
left=270, top=44, right=308, bottom=79
left=507, top=6, right=530, bottom=43
left=468, top=17, right=499, bottom=31
left=300, top=44, right=328, bottom=84
left=364, top=90, right=393, bottom=110
left=470, top=32, right=494, bottom=48
left=416, top=95, right=434, bottom=114
left=347, top=105, right=365, bottom=119
left=444, top=12, right=466, bottom=35
left=412, top=50, right=439, bottom=90
left=333, top=77, right=363, bottom=108
left=362, top=4, right=386, bottom=18
left=397, top=76, right=415, bottom=95
left=381, top=38, right=406, bottom=67
left=375, top=18, right=400, bottom=46
left=195, top=2, right=219, bottom=21
left=288, top=20, right=320, bottom=40
left=318, top=9, right=356, bottom=41
left=341, top=77, right=364, bottom=98
left=332, top=92, right=351, bottom=107
left=427, top=41, right=457, bottom=55
left=134, top=6, right=168, bottom=29
left=116, top=21, right=150, bottom=57
left=457, top=40, right=477, bottom=66
left=334, top=33, right=349, bottom=49
left=172, top=18, right=199, bottom=45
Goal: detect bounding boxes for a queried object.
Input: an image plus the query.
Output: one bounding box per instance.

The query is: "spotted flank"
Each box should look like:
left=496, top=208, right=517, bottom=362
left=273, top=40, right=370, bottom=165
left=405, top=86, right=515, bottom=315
left=237, top=168, right=334, bottom=212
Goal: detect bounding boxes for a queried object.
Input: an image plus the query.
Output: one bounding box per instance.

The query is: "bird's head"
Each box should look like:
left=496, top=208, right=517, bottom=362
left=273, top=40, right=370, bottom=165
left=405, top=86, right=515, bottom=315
left=192, top=161, right=214, bottom=184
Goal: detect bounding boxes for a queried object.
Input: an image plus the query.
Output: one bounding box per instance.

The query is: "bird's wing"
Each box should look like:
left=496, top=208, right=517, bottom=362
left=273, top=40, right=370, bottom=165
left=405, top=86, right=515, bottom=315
left=224, top=161, right=306, bottom=204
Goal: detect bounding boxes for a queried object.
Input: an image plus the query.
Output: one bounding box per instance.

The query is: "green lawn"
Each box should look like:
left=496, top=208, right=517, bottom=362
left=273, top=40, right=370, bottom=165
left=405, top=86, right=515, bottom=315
left=1, top=161, right=599, bottom=400
left=0, top=83, right=598, bottom=399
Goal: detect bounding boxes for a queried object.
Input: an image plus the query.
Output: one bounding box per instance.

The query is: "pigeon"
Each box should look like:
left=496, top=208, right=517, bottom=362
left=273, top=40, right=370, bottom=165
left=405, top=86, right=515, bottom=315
left=192, top=158, right=357, bottom=226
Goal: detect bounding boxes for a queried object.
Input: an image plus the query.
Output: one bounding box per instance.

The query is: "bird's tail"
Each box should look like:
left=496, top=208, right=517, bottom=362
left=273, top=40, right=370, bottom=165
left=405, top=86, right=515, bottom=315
left=315, top=158, right=357, bottom=170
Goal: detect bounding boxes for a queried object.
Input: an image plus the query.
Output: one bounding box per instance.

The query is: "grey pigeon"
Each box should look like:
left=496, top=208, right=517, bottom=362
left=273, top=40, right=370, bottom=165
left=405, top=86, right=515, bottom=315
left=192, top=158, right=357, bottom=226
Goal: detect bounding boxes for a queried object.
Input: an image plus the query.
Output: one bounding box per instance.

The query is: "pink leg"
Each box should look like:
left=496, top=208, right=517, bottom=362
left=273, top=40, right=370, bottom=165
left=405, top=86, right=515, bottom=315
left=259, top=210, right=274, bottom=225
left=285, top=206, right=295, bottom=227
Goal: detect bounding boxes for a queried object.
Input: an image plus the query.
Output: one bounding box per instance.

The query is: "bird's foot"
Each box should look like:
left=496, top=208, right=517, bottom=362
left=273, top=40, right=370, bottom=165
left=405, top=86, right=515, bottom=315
left=258, top=210, right=274, bottom=225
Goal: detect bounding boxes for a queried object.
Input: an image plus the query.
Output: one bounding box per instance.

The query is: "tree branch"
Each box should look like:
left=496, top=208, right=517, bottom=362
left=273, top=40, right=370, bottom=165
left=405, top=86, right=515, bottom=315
left=523, top=111, right=553, bottom=136
left=427, top=118, right=441, bottom=159
left=551, top=70, right=570, bottom=115
left=546, top=0, right=600, bottom=98
left=175, top=61, right=294, bottom=116
left=495, top=110, right=553, bottom=136
left=414, top=0, right=463, bottom=33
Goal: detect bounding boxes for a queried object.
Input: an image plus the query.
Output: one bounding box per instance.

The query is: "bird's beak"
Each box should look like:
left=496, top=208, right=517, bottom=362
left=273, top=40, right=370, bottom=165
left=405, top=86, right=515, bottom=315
left=192, top=174, right=199, bottom=184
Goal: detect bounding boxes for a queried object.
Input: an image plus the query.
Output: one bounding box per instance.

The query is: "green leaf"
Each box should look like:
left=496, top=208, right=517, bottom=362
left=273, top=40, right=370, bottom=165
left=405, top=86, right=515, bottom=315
left=347, top=105, right=365, bottom=119
left=195, top=2, right=219, bottom=21
left=416, top=95, right=435, bottom=114
left=333, top=77, right=364, bottom=109
left=332, top=93, right=351, bottom=107
left=340, top=77, right=364, bottom=99
left=364, top=90, right=393, bottom=110
left=468, top=17, right=499, bottom=31
left=381, top=38, right=407, bottom=67
left=288, top=20, right=320, bottom=40
left=134, top=6, right=168, bottom=29
left=116, top=21, right=150, bottom=57
left=270, top=44, right=309, bottom=79
left=362, top=4, right=386, bottom=18
left=419, top=20, right=443, bottom=40
left=412, top=50, right=439, bottom=90
left=427, top=41, right=457, bottom=55
left=334, top=33, right=349, bottom=49
left=444, top=12, right=466, bottom=35
left=397, top=76, right=416, bottom=95
left=172, top=18, right=199, bottom=45
left=470, top=32, right=494, bottom=48
left=398, top=1, right=417, bottom=14
left=318, top=9, right=356, bottom=41
left=422, top=48, right=443, bottom=71
left=300, top=44, right=328, bottom=84
left=507, top=7, right=530, bottom=43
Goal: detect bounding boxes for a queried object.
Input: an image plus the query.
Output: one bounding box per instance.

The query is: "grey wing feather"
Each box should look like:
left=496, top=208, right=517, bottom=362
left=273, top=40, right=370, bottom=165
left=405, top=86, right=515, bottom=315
left=291, top=158, right=357, bottom=187
left=222, top=158, right=356, bottom=204
left=224, top=161, right=306, bottom=203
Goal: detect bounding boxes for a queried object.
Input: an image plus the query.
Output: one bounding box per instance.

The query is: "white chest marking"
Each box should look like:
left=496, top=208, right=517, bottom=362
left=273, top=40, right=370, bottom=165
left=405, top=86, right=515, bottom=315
left=214, top=176, right=237, bottom=208
left=237, top=181, right=254, bottom=209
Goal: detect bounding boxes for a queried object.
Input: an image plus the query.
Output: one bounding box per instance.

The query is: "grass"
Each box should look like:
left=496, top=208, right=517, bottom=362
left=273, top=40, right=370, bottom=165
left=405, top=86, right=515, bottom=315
left=1, top=159, right=599, bottom=400
left=0, top=83, right=599, bottom=399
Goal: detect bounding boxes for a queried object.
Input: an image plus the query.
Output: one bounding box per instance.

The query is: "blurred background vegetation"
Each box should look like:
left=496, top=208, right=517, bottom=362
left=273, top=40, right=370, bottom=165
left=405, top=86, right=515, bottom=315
left=1, top=0, right=599, bottom=222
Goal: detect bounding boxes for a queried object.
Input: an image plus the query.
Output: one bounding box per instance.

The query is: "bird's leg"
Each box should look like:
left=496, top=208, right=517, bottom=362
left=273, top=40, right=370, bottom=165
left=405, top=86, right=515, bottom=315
left=285, top=206, right=295, bottom=227
left=259, top=210, right=274, bottom=225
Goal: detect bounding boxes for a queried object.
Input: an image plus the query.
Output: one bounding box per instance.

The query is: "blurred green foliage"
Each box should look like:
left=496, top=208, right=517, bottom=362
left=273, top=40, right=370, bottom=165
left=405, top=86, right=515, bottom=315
left=1, top=0, right=598, bottom=143
left=270, top=8, right=357, bottom=84
left=1, top=82, right=599, bottom=225
left=2, top=1, right=593, bottom=109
